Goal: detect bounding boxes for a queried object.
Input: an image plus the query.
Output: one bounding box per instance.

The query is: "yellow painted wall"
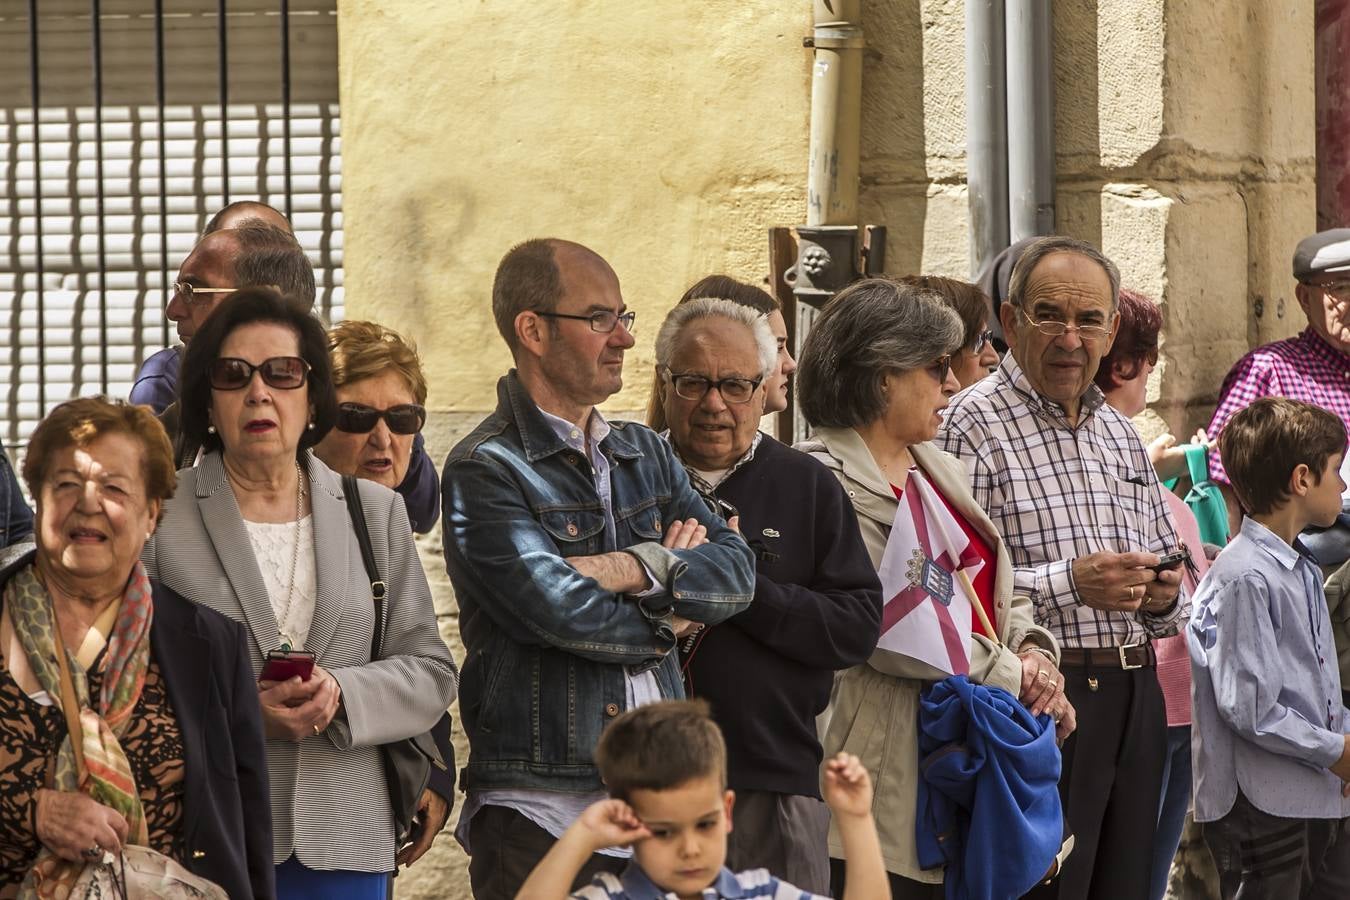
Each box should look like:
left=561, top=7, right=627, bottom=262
left=338, top=0, right=812, bottom=415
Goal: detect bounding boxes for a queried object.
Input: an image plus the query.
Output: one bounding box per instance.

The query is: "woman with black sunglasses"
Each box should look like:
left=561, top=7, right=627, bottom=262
left=314, top=321, right=431, bottom=508
left=140, top=288, right=458, bottom=900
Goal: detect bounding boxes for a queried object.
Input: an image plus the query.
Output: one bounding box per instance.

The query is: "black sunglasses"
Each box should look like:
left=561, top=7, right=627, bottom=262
left=336, top=402, right=426, bottom=435
left=209, top=356, right=310, bottom=391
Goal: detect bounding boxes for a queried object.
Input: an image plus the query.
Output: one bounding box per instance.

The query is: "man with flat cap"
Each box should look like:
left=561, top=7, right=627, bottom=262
left=1209, top=229, right=1350, bottom=533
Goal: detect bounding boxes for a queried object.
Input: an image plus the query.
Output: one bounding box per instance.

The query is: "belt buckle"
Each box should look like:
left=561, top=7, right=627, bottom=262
left=1118, top=641, right=1145, bottom=670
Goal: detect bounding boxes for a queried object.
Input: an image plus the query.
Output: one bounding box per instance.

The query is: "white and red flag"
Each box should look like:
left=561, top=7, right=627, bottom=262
left=875, top=468, right=984, bottom=676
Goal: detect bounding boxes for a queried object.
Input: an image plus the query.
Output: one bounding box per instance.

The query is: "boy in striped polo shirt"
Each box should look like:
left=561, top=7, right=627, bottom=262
left=516, top=700, right=886, bottom=900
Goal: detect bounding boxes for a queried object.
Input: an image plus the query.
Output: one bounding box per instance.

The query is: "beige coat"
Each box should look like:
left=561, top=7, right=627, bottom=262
left=797, top=427, right=1058, bottom=882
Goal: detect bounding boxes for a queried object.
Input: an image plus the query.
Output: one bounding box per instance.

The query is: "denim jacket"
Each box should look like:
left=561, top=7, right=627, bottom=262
left=0, top=447, right=33, bottom=548
left=442, top=371, right=755, bottom=792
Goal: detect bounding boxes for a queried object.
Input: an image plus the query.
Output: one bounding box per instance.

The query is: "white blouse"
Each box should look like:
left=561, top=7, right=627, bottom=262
left=244, top=514, right=317, bottom=649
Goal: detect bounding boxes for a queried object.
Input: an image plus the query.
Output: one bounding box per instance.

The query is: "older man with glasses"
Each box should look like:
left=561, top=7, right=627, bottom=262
left=647, top=297, right=882, bottom=894
left=937, top=236, right=1187, bottom=900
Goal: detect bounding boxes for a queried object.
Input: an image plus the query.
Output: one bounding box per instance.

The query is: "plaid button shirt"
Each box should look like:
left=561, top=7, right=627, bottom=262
left=1206, top=328, right=1350, bottom=486
left=936, top=355, right=1187, bottom=649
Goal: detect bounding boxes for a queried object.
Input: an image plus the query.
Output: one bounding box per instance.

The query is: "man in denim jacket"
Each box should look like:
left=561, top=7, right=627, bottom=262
left=0, top=446, right=32, bottom=547
left=442, top=239, right=756, bottom=900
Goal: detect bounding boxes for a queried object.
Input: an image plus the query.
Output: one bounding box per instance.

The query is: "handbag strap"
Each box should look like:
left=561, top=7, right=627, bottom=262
left=51, top=614, right=88, bottom=779
left=342, top=475, right=388, bottom=660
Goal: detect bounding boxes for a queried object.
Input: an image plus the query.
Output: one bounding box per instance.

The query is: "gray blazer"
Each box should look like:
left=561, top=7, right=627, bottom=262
left=142, top=450, right=458, bottom=873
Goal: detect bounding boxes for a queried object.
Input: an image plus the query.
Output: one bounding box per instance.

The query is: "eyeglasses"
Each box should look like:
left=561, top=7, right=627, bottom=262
left=1016, top=306, right=1113, bottom=342
left=208, top=356, right=311, bottom=391
left=536, top=310, right=637, bottom=334
left=665, top=370, right=763, bottom=404
left=171, top=282, right=236, bottom=305
left=335, top=402, right=426, bottom=435
left=928, top=355, right=953, bottom=384
left=969, top=329, right=995, bottom=354
left=1312, top=280, right=1350, bottom=300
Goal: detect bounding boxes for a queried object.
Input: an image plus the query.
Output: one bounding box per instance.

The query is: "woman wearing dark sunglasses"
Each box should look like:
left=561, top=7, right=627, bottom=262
left=315, top=321, right=429, bottom=500
left=898, top=275, right=1001, bottom=390
left=140, top=288, right=458, bottom=900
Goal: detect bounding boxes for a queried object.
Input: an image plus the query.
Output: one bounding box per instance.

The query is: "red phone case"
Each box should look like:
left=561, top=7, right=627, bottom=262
left=260, top=652, right=315, bottom=682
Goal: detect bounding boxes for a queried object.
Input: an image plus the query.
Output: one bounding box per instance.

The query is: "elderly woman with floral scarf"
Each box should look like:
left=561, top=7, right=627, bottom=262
left=0, top=398, right=271, bottom=900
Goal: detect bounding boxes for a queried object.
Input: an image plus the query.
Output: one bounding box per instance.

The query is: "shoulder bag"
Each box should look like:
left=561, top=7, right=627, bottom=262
left=341, top=475, right=449, bottom=850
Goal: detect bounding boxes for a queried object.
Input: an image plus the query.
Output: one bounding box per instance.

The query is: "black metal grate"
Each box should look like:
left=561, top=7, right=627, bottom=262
left=0, top=0, right=343, bottom=454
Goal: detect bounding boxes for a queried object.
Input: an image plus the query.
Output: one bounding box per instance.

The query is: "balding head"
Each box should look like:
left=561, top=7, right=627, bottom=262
left=205, top=200, right=293, bottom=236
left=492, top=238, right=614, bottom=354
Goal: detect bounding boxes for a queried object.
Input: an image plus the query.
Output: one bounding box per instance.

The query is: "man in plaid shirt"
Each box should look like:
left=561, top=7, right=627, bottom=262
left=937, top=236, right=1186, bottom=900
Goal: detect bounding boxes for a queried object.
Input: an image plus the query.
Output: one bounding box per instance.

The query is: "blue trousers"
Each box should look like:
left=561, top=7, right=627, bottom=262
left=275, top=855, right=389, bottom=900
left=1149, top=724, right=1192, bottom=900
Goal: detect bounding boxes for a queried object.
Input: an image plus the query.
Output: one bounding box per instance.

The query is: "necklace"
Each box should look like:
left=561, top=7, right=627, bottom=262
left=276, top=460, right=306, bottom=650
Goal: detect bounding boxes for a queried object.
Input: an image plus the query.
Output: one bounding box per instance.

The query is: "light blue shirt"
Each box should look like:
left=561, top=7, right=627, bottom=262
left=1188, top=517, right=1350, bottom=822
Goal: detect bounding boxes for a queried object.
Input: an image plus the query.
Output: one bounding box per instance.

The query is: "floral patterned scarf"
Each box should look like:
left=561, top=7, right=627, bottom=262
left=7, top=561, right=154, bottom=899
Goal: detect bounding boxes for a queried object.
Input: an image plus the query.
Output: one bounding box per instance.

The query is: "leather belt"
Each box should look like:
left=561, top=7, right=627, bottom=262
left=1059, top=642, right=1155, bottom=670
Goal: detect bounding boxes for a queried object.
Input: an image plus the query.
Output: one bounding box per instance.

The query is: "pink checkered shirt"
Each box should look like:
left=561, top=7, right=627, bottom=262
left=1207, top=328, right=1350, bottom=485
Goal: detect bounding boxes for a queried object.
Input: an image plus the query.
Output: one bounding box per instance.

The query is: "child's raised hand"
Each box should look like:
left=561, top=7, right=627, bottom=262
left=575, top=799, right=652, bottom=850
left=822, top=752, right=874, bottom=820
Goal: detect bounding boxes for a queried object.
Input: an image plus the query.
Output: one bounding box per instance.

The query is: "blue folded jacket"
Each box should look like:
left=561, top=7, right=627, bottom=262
left=916, top=675, right=1063, bottom=900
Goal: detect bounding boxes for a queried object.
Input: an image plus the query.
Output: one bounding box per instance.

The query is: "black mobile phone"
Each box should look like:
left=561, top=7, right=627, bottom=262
left=1150, top=550, right=1190, bottom=574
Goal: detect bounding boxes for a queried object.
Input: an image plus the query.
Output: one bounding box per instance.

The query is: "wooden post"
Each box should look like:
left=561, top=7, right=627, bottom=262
left=767, top=226, right=799, bottom=444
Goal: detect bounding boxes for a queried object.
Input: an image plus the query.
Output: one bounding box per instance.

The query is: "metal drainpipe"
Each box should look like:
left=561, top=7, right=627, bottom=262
left=807, top=0, right=864, bottom=227
left=965, top=0, right=1010, bottom=277
left=1005, top=0, right=1056, bottom=241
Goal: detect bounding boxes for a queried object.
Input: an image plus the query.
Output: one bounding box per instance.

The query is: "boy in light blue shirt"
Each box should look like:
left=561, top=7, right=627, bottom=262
left=515, top=700, right=887, bottom=900
left=1189, top=397, right=1350, bottom=898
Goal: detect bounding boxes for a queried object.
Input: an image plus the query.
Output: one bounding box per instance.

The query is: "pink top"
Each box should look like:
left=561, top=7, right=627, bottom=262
left=1155, top=490, right=1209, bottom=727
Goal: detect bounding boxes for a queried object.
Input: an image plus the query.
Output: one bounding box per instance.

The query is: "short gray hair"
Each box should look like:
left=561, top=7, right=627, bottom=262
left=654, top=298, right=776, bottom=380
left=1007, top=235, right=1120, bottom=311
left=231, top=221, right=316, bottom=307
left=797, top=278, right=964, bottom=429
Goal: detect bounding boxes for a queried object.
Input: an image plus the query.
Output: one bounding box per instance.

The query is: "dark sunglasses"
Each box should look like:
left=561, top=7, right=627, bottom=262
left=928, top=355, right=952, bottom=384
left=208, top=356, right=310, bottom=391
left=969, top=329, right=995, bottom=354
left=336, top=402, right=426, bottom=435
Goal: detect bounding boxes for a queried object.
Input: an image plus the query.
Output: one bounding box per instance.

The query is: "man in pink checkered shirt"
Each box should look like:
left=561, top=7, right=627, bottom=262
left=1208, top=229, right=1350, bottom=537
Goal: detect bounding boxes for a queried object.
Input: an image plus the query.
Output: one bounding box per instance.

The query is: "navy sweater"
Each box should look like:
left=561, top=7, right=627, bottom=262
left=681, top=435, right=882, bottom=797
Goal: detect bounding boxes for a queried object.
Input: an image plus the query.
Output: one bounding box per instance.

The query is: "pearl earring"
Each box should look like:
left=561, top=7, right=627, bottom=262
left=307, top=422, right=315, bottom=430
left=207, top=425, right=216, bottom=434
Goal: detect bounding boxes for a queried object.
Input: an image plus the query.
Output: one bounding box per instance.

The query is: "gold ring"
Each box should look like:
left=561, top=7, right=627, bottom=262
left=1037, top=670, right=1050, bottom=683
left=312, top=723, right=321, bottom=735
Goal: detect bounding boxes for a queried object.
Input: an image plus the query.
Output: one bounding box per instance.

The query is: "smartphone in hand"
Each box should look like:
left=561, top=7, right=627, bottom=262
left=1150, top=550, right=1190, bottom=574
left=259, top=648, right=315, bottom=682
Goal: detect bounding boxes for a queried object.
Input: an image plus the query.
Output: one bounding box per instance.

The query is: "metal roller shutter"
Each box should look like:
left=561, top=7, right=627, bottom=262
left=0, top=0, right=342, bottom=456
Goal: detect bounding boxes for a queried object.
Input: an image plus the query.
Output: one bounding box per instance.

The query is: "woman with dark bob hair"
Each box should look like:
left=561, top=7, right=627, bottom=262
left=897, top=275, right=1000, bottom=390
left=142, top=288, right=458, bottom=898
left=794, top=278, right=1073, bottom=898
left=0, top=397, right=271, bottom=899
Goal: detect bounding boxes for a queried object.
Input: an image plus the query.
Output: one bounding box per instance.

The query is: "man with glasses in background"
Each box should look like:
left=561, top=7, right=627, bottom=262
left=937, top=236, right=1186, bottom=900
left=1209, top=230, right=1350, bottom=545
left=649, top=297, right=881, bottom=894
left=441, top=238, right=756, bottom=900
